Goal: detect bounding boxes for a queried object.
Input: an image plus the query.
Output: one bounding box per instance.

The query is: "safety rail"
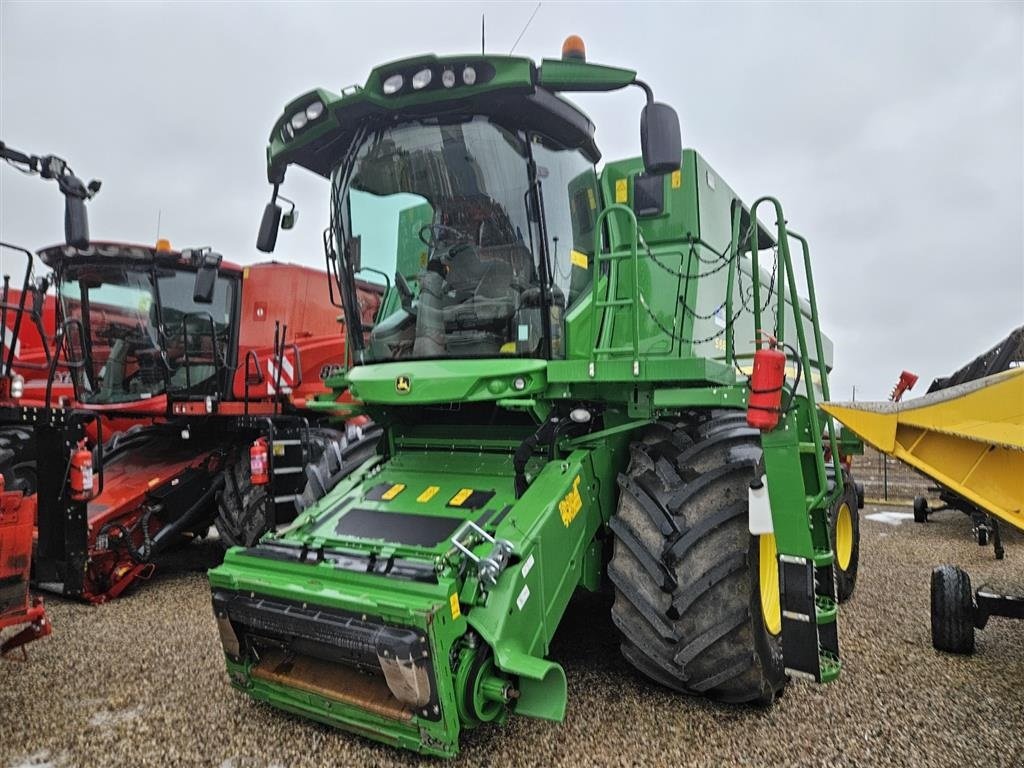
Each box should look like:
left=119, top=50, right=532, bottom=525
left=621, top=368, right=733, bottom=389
left=727, top=197, right=842, bottom=506
left=0, top=242, right=52, bottom=376
left=589, top=204, right=641, bottom=376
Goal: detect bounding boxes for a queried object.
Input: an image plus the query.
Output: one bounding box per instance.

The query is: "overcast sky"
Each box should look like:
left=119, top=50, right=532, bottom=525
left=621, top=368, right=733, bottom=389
left=1, top=1, right=1021, bottom=400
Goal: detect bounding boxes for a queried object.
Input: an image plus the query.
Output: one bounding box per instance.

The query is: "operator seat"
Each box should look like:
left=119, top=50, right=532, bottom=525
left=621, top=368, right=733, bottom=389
left=442, top=243, right=519, bottom=356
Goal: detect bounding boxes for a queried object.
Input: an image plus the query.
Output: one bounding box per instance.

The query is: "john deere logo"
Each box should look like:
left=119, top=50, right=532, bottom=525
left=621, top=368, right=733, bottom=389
left=395, top=375, right=411, bottom=394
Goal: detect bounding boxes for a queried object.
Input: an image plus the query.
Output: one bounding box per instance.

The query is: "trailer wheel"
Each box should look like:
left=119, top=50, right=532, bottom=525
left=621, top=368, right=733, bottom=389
left=830, top=471, right=861, bottom=603
left=931, top=565, right=975, bottom=654
left=609, top=415, right=786, bottom=704
left=913, top=496, right=929, bottom=523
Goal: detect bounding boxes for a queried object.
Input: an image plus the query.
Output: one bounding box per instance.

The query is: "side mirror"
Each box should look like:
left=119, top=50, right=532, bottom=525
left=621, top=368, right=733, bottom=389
left=281, top=207, right=298, bottom=230
left=640, top=102, right=682, bottom=176
left=193, top=251, right=223, bottom=304
left=257, top=201, right=282, bottom=253
left=63, top=174, right=90, bottom=249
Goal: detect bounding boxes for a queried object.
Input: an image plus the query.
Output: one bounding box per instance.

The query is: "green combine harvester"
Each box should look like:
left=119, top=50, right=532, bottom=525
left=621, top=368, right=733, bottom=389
left=209, top=38, right=862, bottom=756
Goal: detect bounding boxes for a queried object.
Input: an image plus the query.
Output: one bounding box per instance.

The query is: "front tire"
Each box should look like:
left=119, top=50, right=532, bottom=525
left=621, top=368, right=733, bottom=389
left=608, top=415, right=786, bottom=704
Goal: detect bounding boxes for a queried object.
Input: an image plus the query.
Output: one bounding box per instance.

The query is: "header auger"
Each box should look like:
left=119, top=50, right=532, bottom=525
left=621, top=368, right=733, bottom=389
left=209, top=38, right=862, bottom=756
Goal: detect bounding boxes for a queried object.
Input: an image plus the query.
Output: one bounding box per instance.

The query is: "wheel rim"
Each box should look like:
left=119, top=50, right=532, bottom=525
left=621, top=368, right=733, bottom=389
left=759, top=533, right=782, bottom=636
left=836, top=502, right=853, bottom=571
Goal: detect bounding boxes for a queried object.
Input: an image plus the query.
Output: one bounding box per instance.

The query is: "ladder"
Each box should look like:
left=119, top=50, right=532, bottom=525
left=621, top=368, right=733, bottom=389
left=730, top=197, right=845, bottom=683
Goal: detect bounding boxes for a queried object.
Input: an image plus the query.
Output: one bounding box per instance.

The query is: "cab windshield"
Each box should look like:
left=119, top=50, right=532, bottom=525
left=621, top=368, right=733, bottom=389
left=59, top=263, right=235, bottom=404
left=332, top=116, right=599, bottom=363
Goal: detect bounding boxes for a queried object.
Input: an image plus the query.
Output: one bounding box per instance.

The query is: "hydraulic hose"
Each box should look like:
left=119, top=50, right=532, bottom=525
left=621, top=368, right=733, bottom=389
left=513, top=416, right=562, bottom=499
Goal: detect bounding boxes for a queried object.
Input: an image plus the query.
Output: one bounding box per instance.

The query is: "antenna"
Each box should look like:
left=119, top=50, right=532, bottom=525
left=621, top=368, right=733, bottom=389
left=156, top=209, right=162, bottom=240
left=481, top=14, right=485, bottom=55
left=509, top=2, right=542, bottom=55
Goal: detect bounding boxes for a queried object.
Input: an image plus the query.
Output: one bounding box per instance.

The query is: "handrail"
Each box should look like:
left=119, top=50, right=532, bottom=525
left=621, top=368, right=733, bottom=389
left=748, top=196, right=829, bottom=508
left=45, top=318, right=89, bottom=406
left=0, top=242, right=50, bottom=376
left=590, top=203, right=641, bottom=372
left=788, top=230, right=843, bottom=493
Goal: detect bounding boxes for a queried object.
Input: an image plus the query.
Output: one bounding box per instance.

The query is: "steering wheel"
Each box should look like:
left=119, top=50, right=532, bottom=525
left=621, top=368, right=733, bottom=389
left=418, top=223, right=470, bottom=249
left=395, top=271, right=415, bottom=313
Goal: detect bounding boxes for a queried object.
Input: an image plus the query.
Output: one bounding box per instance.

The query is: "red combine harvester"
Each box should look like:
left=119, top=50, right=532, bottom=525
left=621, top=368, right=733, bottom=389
left=0, top=138, right=99, bottom=652
left=20, top=240, right=381, bottom=603
left=2, top=142, right=380, bottom=606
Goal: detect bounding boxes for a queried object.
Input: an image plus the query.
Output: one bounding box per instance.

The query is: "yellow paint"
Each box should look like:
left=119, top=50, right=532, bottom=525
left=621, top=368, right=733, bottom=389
left=449, top=593, right=461, bottom=620
left=614, top=178, right=628, bottom=203
left=835, top=502, right=853, bottom=571
left=417, top=485, right=440, bottom=503
left=822, top=368, right=1024, bottom=533
left=381, top=483, right=406, bottom=501
left=449, top=488, right=473, bottom=507
left=759, top=533, right=781, bottom=636
left=671, top=169, right=682, bottom=189
left=570, top=250, right=589, bottom=270
left=559, top=475, right=583, bottom=527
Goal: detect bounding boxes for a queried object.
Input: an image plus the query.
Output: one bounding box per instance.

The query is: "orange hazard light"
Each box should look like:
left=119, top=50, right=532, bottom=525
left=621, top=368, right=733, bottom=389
left=561, top=35, right=586, bottom=62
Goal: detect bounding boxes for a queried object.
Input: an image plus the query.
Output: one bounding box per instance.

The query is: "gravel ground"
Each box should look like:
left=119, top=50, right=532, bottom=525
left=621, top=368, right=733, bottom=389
left=2, top=505, right=1022, bottom=768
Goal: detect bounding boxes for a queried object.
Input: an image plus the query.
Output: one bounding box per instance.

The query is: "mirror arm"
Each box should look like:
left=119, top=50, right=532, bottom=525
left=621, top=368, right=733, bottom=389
left=634, top=79, right=655, bottom=106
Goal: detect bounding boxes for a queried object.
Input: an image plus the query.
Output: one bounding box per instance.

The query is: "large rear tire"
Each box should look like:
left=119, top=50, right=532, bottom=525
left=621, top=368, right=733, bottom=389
left=609, top=415, right=786, bottom=704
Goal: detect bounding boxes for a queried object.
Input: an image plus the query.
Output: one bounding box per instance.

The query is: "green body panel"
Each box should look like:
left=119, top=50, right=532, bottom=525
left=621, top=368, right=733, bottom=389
left=215, top=49, right=852, bottom=756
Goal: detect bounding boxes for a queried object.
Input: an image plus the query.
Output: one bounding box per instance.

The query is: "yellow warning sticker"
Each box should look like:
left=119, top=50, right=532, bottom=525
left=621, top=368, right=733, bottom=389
left=417, top=485, right=440, bottom=503
left=559, top=475, right=583, bottom=527
left=272, top=442, right=286, bottom=457
left=671, top=169, right=682, bottom=189
left=586, top=188, right=597, bottom=210
left=243, top=267, right=250, bottom=279
left=381, top=483, right=406, bottom=501
left=449, top=488, right=473, bottom=507
left=449, top=593, right=461, bottom=620
left=570, top=250, right=589, bottom=270
left=614, top=178, right=628, bottom=203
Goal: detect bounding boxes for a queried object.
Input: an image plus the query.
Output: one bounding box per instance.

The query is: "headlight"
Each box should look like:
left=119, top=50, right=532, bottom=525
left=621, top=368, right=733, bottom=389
left=382, top=74, right=403, bottom=95
left=282, top=122, right=295, bottom=141
left=441, top=69, right=456, bottom=88
left=412, top=68, right=432, bottom=90
left=290, top=111, right=308, bottom=131
left=462, top=66, right=477, bottom=85
left=10, top=374, right=24, bottom=399
left=305, top=100, right=324, bottom=121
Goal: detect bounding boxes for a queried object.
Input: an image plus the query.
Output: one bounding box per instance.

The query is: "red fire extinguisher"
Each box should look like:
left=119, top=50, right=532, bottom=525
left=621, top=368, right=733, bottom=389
left=70, top=439, right=94, bottom=499
left=250, top=438, right=269, bottom=486
left=746, top=335, right=787, bottom=431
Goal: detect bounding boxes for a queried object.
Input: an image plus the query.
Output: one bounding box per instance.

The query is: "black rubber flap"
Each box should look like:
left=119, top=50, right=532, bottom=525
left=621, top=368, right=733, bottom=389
left=335, top=507, right=464, bottom=548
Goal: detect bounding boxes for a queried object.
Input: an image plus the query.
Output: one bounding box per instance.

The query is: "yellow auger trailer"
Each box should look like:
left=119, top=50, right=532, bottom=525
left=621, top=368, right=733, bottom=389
left=823, top=359, right=1023, bottom=655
